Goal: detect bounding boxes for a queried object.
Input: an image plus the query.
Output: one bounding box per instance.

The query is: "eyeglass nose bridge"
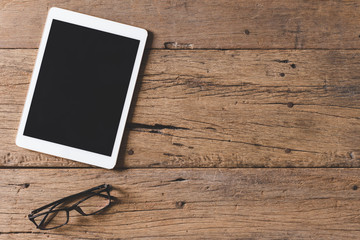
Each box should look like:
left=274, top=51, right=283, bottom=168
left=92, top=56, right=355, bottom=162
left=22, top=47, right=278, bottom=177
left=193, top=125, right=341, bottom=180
left=72, top=205, right=86, bottom=215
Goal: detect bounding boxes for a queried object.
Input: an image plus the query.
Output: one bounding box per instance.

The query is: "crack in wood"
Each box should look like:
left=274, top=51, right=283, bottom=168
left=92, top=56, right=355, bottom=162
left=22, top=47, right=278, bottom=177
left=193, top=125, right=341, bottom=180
left=7, top=183, right=30, bottom=188
left=172, top=142, right=184, bottom=147
left=163, top=153, right=185, bottom=157
left=273, top=59, right=290, bottom=63
left=131, top=128, right=319, bottom=154
left=128, top=123, right=190, bottom=130
left=0, top=232, right=34, bottom=234
left=169, top=177, right=187, bottom=182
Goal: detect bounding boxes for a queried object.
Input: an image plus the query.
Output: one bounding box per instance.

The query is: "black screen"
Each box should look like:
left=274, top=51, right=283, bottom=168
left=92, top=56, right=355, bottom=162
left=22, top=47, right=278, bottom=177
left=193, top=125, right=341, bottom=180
left=24, top=20, right=140, bottom=156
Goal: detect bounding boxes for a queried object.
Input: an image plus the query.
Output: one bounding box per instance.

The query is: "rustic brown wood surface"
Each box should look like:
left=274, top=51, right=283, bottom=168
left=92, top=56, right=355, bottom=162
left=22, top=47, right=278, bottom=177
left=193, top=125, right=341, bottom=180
left=1, top=49, right=360, bottom=168
left=2, top=0, right=360, bottom=49
left=1, top=0, right=360, bottom=239
left=0, top=169, right=359, bottom=239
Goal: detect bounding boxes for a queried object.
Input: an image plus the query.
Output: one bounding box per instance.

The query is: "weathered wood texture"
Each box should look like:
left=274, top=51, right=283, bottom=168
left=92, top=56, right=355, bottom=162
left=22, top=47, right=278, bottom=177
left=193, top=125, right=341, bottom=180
left=1, top=0, right=360, bottom=49
left=1, top=49, right=360, bottom=168
left=1, top=169, right=360, bottom=239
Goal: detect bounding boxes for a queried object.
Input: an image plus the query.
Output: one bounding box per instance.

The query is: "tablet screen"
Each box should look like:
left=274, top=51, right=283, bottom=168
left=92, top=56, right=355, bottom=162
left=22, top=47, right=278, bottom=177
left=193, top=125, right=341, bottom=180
left=23, top=19, right=140, bottom=156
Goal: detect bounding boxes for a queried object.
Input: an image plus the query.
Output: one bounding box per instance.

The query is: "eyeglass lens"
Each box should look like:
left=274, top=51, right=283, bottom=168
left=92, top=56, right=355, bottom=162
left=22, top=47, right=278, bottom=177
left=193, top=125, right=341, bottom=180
left=78, top=192, right=111, bottom=215
left=35, top=210, right=68, bottom=229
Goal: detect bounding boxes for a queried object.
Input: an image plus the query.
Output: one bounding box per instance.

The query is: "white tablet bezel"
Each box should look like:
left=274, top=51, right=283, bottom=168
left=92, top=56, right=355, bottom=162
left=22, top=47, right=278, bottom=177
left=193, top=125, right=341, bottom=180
left=16, top=7, right=147, bottom=169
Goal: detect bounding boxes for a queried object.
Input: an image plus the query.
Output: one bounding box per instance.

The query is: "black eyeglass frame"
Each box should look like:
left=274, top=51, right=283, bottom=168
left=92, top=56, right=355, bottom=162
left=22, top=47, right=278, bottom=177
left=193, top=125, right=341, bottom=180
left=28, top=184, right=113, bottom=230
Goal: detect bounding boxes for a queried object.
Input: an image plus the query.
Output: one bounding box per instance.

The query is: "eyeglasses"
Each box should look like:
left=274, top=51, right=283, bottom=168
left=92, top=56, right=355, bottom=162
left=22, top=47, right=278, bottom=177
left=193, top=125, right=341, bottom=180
left=28, top=184, right=113, bottom=230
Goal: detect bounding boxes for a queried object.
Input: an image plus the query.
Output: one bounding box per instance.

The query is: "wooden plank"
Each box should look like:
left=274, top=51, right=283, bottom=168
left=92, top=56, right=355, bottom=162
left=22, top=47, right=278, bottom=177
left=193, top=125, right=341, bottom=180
left=1, top=0, right=360, bottom=49
left=1, top=49, right=360, bottom=168
left=0, top=168, right=359, bottom=239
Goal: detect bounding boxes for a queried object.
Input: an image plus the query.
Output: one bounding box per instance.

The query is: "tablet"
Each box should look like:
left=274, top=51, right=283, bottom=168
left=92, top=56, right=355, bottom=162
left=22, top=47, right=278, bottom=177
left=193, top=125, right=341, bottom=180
left=16, top=8, right=147, bottom=169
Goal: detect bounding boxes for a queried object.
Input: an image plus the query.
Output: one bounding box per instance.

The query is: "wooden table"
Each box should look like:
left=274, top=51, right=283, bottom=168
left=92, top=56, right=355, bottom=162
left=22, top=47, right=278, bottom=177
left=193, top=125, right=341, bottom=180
left=1, top=1, right=360, bottom=239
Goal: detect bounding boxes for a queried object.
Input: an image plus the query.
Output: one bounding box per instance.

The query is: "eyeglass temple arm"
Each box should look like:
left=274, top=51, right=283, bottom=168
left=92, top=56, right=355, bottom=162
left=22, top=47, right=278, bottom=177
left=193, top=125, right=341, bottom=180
left=37, top=201, right=63, bottom=228
left=30, top=184, right=110, bottom=215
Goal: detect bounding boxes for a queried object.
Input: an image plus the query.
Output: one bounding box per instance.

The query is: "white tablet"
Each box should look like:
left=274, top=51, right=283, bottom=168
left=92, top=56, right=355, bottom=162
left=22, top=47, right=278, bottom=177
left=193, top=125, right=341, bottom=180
left=16, top=8, right=147, bottom=169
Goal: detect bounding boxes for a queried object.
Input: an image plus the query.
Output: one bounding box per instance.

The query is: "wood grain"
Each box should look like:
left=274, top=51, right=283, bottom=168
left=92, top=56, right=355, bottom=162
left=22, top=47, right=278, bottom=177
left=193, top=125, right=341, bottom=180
left=1, top=49, right=360, bottom=168
left=1, top=0, right=360, bottom=49
left=0, top=168, right=359, bottom=239
left=1, top=1, right=359, bottom=239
